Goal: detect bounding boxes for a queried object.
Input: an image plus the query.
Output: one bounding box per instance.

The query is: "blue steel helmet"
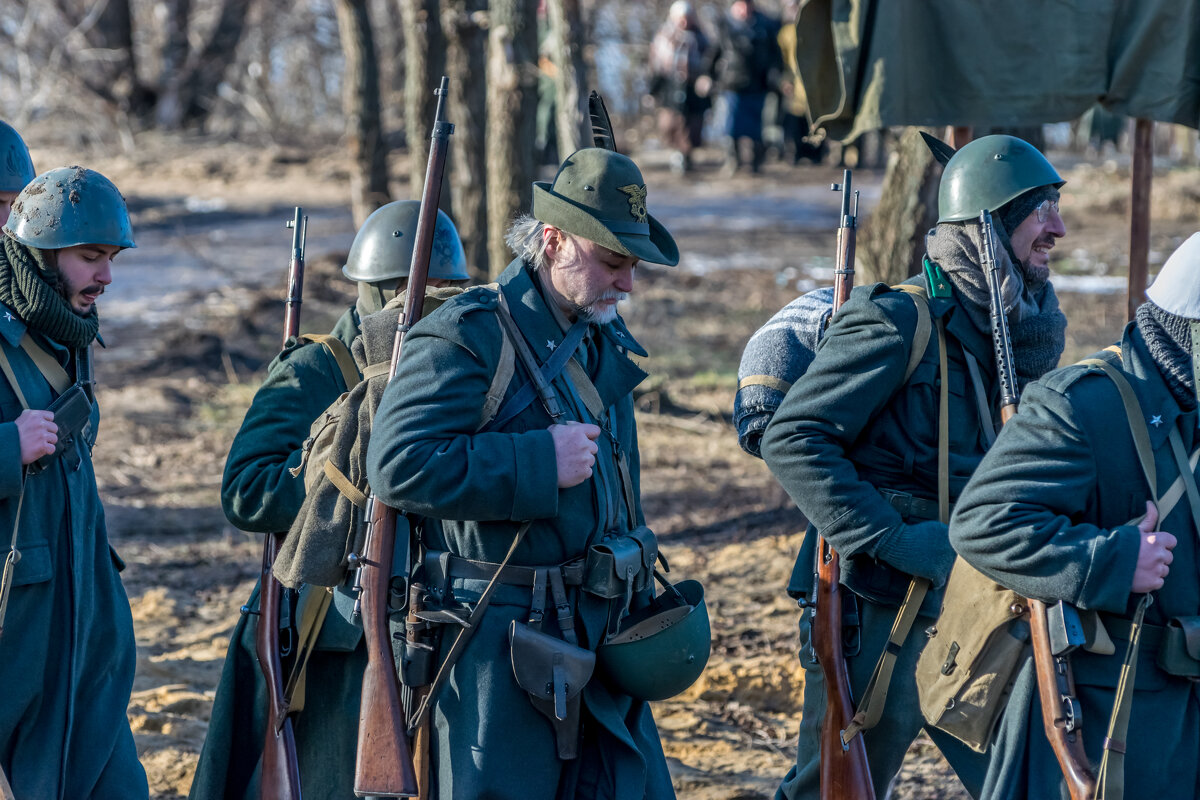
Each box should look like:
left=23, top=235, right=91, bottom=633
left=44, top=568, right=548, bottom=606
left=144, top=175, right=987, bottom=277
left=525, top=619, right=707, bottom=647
left=342, top=200, right=468, bottom=284
left=3, top=166, right=136, bottom=249
left=596, top=579, right=711, bottom=701
left=0, top=121, right=35, bottom=193
left=938, top=135, right=1064, bottom=223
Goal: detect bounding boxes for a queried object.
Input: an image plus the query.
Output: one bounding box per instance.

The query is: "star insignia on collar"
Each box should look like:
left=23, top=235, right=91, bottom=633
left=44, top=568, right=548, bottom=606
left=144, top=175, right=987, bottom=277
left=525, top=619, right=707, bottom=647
left=1150, top=415, right=1163, bottom=427
left=2, top=312, right=12, bottom=322
left=546, top=340, right=556, bottom=352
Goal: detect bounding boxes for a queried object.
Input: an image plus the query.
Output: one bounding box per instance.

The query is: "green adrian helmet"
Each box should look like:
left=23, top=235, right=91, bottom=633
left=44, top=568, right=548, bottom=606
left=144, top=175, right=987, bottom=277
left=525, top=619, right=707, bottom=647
left=0, top=120, right=35, bottom=193
left=938, top=135, right=1064, bottom=223
left=342, top=200, right=468, bottom=284
left=3, top=166, right=136, bottom=249
left=596, top=579, right=710, bottom=701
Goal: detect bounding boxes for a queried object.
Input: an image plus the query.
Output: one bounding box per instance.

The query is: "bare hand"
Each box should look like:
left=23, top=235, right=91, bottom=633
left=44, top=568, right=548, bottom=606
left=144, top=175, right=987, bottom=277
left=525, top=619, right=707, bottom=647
left=1132, top=501, right=1176, bottom=593
left=550, top=421, right=601, bottom=488
left=15, top=409, right=57, bottom=465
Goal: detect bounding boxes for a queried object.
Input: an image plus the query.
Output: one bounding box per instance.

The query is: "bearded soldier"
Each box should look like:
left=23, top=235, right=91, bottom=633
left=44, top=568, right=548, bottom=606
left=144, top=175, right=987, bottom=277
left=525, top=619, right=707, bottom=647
left=0, top=121, right=35, bottom=228
left=365, top=147, right=697, bottom=799
left=0, top=167, right=146, bottom=798
left=951, top=233, right=1200, bottom=799
left=760, top=135, right=1070, bottom=798
left=189, top=201, right=468, bottom=800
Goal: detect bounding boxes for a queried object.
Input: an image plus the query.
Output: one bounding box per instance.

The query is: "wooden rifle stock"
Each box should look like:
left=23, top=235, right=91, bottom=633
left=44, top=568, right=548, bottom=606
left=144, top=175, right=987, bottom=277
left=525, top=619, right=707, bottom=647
left=814, top=170, right=874, bottom=800
left=354, top=75, right=453, bottom=799
left=980, top=210, right=1095, bottom=799
left=256, top=206, right=309, bottom=800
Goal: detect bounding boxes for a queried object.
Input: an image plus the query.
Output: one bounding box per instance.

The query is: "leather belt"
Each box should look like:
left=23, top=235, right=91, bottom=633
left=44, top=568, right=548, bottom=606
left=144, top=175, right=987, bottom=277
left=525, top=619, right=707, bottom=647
left=439, top=553, right=585, bottom=588
left=879, top=488, right=946, bottom=522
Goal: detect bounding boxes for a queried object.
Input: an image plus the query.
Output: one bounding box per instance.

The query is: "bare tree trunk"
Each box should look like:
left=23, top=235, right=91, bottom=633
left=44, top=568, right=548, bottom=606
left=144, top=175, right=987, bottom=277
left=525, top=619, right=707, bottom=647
left=442, top=1, right=490, bottom=281
left=180, top=0, right=254, bottom=126
left=337, top=0, right=390, bottom=226
left=486, top=0, right=539, bottom=276
left=857, top=127, right=942, bottom=286
left=544, top=0, right=588, bottom=158
left=155, top=0, right=192, bottom=129
left=400, top=0, right=447, bottom=199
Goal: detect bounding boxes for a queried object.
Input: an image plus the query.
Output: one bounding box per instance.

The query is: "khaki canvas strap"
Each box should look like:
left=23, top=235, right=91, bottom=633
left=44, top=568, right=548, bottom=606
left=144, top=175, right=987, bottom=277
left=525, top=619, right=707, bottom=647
left=323, top=460, right=368, bottom=509
left=892, top=284, right=933, bottom=384
left=299, top=333, right=361, bottom=390
left=0, top=344, right=29, bottom=409
left=843, top=314, right=948, bottom=744
left=480, top=332, right=516, bottom=431
left=737, top=374, right=793, bottom=393
left=283, top=585, right=335, bottom=712
left=362, top=361, right=390, bottom=381
left=1079, top=358, right=1158, bottom=501
left=20, top=335, right=70, bottom=395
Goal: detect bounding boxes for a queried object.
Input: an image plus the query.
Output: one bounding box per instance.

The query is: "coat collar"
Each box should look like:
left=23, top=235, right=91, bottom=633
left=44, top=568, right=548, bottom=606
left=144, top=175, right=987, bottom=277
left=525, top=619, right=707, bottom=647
left=497, top=259, right=649, bottom=409
left=0, top=302, right=26, bottom=348
left=1121, top=322, right=1195, bottom=452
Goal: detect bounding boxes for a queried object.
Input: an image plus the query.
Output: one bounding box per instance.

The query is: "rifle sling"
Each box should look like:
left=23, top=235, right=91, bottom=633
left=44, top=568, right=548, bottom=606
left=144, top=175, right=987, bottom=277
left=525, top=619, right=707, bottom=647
left=0, top=345, right=30, bottom=638
left=408, top=521, right=533, bottom=735
left=841, top=312, right=947, bottom=745
left=298, top=333, right=361, bottom=390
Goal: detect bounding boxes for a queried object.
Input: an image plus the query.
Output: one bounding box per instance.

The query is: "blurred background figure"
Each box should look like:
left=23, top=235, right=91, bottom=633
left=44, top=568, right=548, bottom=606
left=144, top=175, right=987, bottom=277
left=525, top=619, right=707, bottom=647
left=776, top=0, right=826, bottom=166
left=648, top=1, right=713, bottom=175
left=709, top=0, right=782, bottom=176
left=0, top=121, right=35, bottom=228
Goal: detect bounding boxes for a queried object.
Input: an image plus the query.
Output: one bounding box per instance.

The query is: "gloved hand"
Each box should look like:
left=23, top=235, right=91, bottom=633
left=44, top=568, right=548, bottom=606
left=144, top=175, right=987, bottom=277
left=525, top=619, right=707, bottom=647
left=876, top=519, right=957, bottom=588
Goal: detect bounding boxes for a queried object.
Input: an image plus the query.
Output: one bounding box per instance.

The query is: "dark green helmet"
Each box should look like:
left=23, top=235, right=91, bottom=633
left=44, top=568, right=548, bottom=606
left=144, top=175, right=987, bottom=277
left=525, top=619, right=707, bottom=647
left=0, top=121, right=35, bottom=193
left=596, top=579, right=710, bottom=701
left=3, top=166, right=136, bottom=249
left=938, top=135, right=1064, bottom=223
left=342, top=200, right=468, bottom=283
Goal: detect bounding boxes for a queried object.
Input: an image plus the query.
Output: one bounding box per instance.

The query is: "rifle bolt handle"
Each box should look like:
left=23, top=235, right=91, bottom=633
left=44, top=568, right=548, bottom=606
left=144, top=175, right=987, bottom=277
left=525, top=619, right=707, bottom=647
left=240, top=605, right=260, bottom=616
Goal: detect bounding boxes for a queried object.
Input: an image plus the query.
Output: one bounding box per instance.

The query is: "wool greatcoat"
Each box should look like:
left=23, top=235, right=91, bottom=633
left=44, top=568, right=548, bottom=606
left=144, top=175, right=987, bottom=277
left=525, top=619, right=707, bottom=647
left=189, top=307, right=365, bottom=800
left=760, top=276, right=995, bottom=799
left=950, top=322, right=1200, bottom=799
left=366, top=258, right=674, bottom=800
left=0, top=303, right=147, bottom=799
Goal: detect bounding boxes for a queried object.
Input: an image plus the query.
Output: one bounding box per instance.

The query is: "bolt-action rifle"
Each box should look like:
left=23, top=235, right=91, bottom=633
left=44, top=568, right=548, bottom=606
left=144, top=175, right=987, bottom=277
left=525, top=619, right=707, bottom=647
left=979, top=209, right=1096, bottom=800
left=256, top=206, right=308, bottom=800
left=351, top=75, right=453, bottom=799
left=812, top=170, right=875, bottom=800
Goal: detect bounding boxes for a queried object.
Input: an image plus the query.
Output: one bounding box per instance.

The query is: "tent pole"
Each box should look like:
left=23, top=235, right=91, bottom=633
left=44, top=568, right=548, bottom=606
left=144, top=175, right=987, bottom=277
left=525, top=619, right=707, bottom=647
left=1128, top=118, right=1154, bottom=321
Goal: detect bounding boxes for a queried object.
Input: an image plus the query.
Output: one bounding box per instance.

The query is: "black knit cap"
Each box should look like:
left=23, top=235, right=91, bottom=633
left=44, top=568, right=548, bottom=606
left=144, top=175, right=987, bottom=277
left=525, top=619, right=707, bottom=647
left=996, top=184, right=1060, bottom=237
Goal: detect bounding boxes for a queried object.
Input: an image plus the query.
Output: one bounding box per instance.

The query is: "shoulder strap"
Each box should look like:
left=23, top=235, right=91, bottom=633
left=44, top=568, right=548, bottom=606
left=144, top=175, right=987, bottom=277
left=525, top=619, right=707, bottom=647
left=1078, top=353, right=1158, bottom=504
left=0, top=345, right=28, bottom=409
left=299, top=333, right=361, bottom=391
left=890, top=284, right=932, bottom=384
left=19, top=336, right=70, bottom=395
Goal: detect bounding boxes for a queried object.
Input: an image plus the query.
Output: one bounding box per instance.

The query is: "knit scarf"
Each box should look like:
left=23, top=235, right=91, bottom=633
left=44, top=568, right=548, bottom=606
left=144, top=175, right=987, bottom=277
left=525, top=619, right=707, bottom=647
left=0, top=234, right=99, bottom=348
left=926, top=223, right=1067, bottom=390
left=1136, top=302, right=1197, bottom=411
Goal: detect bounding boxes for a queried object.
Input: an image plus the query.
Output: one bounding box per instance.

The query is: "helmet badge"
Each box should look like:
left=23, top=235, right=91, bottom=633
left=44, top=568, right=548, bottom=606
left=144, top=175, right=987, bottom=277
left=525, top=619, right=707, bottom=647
left=618, top=184, right=648, bottom=223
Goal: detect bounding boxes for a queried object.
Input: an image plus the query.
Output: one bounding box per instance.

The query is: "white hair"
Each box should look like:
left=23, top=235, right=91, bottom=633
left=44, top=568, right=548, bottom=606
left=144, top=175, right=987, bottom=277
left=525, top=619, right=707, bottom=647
left=505, top=214, right=551, bottom=271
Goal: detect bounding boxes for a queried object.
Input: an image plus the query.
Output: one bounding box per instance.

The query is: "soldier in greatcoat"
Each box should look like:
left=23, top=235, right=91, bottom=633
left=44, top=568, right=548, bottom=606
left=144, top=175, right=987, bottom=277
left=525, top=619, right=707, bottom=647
left=0, top=167, right=147, bottom=798
left=951, top=233, right=1200, bottom=799
left=760, top=135, right=1070, bottom=798
left=365, top=147, right=691, bottom=799
left=189, top=202, right=468, bottom=799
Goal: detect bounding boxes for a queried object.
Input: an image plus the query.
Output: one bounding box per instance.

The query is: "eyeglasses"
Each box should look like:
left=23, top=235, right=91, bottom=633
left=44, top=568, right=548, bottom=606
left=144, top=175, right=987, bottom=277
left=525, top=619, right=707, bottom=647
left=1036, top=198, right=1060, bottom=223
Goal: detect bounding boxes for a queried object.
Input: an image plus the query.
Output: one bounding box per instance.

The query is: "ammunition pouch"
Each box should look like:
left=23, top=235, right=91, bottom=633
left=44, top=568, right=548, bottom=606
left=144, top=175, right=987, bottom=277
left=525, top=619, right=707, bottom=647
left=583, top=526, right=657, bottom=608
left=508, top=620, right=596, bottom=760
left=29, top=384, right=92, bottom=475
left=1158, top=616, right=1200, bottom=679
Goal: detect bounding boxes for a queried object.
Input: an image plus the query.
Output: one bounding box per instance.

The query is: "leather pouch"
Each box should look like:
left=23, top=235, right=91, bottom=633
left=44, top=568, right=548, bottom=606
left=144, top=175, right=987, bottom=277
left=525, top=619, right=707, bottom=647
left=1157, top=616, right=1200, bottom=679
left=508, top=620, right=596, bottom=759
left=583, top=526, right=657, bottom=601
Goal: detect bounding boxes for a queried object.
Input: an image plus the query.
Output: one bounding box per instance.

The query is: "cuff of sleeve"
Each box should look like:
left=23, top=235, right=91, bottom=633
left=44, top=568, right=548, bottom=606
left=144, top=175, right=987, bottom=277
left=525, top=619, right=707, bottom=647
left=510, top=429, right=559, bottom=521
left=876, top=520, right=955, bottom=586
left=0, top=422, right=22, bottom=498
left=1078, top=524, right=1144, bottom=612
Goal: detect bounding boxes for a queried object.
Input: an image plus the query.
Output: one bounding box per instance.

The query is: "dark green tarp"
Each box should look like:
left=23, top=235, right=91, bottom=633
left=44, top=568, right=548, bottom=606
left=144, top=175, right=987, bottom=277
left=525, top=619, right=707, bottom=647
left=796, top=0, right=1200, bottom=141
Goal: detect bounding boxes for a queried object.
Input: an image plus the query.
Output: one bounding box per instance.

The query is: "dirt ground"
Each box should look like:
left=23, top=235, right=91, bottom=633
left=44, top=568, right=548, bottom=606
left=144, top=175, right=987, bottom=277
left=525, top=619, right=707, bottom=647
left=27, top=134, right=1198, bottom=799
